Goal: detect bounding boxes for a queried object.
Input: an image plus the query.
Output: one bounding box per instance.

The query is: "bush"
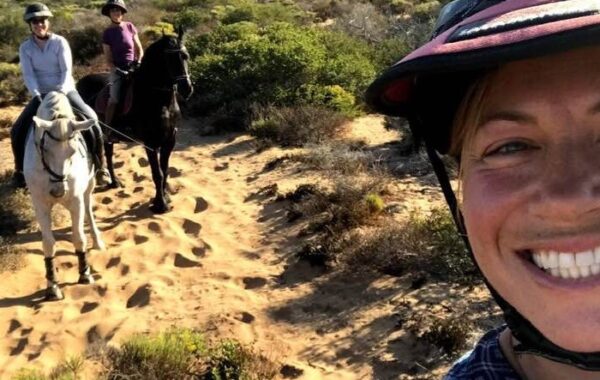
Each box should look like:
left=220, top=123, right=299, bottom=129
left=249, top=105, right=348, bottom=147
left=12, top=355, right=85, bottom=380
left=211, top=0, right=309, bottom=26
left=188, top=22, right=376, bottom=118
left=298, top=142, right=374, bottom=175
left=104, top=328, right=278, bottom=379
left=421, top=317, right=471, bottom=354
left=0, top=9, right=27, bottom=62
left=64, top=27, right=103, bottom=65
left=0, top=237, right=25, bottom=273
left=0, top=63, right=27, bottom=106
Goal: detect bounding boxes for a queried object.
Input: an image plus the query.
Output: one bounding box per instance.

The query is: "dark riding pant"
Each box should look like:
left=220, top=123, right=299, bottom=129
left=11, top=91, right=105, bottom=174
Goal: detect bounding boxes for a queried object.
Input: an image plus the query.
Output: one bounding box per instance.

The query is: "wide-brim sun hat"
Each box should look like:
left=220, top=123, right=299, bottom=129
left=101, top=0, right=128, bottom=17
left=366, top=0, right=600, bottom=154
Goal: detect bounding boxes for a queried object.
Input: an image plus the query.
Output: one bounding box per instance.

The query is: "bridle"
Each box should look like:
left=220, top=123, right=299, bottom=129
left=37, top=128, right=84, bottom=183
left=160, top=46, right=191, bottom=93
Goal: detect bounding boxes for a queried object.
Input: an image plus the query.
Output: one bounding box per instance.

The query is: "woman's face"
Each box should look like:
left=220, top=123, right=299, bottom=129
left=462, top=46, right=600, bottom=352
left=30, top=17, right=49, bottom=38
left=109, top=7, right=123, bottom=23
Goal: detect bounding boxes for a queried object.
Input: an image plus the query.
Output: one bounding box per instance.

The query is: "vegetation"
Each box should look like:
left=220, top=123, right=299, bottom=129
left=14, top=329, right=278, bottom=380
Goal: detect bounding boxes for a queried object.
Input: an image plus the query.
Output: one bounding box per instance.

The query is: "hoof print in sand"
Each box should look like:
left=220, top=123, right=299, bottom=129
left=148, top=221, right=162, bottom=233
left=134, top=235, right=149, bottom=245
left=117, top=190, right=131, bottom=199
left=174, top=253, right=202, bottom=268
left=113, top=161, right=125, bottom=169
left=8, top=319, right=22, bottom=334
left=236, top=312, right=255, bottom=324
left=133, top=173, right=147, bottom=183
left=214, top=162, right=229, bottom=171
left=133, top=186, right=144, bottom=193
left=121, top=264, right=130, bottom=276
left=106, top=256, right=121, bottom=269
left=280, top=364, right=304, bottom=379
left=192, top=243, right=210, bottom=257
left=168, top=167, right=183, bottom=178
left=101, top=197, right=113, bottom=205
left=81, top=302, right=99, bottom=314
left=183, top=219, right=202, bottom=236
left=138, top=157, right=149, bottom=167
left=194, top=197, right=209, bottom=213
left=126, top=284, right=151, bottom=308
left=10, top=337, right=28, bottom=356
left=243, top=277, right=267, bottom=290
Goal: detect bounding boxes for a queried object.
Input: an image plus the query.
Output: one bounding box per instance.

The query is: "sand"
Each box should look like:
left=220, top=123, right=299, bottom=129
left=0, top=109, right=499, bottom=379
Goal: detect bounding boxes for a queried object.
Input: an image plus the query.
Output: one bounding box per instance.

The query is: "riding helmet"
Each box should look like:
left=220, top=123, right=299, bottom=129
left=23, top=3, right=53, bottom=23
left=101, top=0, right=128, bottom=16
left=366, top=0, right=600, bottom=155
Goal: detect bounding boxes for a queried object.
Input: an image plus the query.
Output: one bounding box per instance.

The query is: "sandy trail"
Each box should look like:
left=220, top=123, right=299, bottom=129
left=0, top=111, right=499, bottom=379
left=0, top=114, right=387, bottom=379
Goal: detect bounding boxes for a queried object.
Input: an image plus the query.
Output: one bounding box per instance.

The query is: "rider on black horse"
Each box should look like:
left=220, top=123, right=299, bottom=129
left=11, top=3, right=110, bottom=188
left=101, top=0, right=143, bottom=127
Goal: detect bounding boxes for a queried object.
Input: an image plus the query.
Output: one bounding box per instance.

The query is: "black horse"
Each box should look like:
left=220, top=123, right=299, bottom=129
left=77, top=27, right=193, bottom=213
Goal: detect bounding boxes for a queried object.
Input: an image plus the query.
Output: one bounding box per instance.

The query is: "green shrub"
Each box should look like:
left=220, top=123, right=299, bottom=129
left=422, top=317, right=471, bottom=354
left=0, top=9, right=27, bottom=62
left=12, top=355, right=85, bottom=380
left=365, top=193, right=384, bottom=213
left=105, top=328, right=206, bottom=379
left=188, top=22, right=376, bottom=118
left=0, top=63, right=27, bottom=106
left=204, top=339, right=278, bottom=380
left=64, top=27, right=103, bottom=65
left=211, top=0, right=309, bottom=26
left=249, top=105, right=348, bottom=147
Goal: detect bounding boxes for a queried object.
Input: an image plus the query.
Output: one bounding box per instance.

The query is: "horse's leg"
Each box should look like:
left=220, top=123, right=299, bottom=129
left=105, top=142, right=123, bottom=188
left=85, top=180, right=105, bottom=251
left=159, top=136, right=176, bottom=204
left=146, top=147, right=170, bottom=213
left=33, top=202, right=63, bottom=300
left=69, top=198, right=94, bottom=284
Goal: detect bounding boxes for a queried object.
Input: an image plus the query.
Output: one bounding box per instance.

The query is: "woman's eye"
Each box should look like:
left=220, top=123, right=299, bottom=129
left=484, top=141, right=533, bottom=157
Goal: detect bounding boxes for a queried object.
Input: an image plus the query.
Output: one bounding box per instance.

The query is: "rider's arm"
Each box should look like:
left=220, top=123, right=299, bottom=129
left=19, top=41, right=41, bottom=99
left=56, top=36, right=73, bottom=94
left=133, top=33, right=143, bottom=63
left=103, top=43, right=114, bottom=70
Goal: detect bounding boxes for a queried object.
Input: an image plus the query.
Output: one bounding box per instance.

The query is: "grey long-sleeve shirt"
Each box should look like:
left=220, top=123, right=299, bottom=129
left=18, top=33, right=76, bottom=98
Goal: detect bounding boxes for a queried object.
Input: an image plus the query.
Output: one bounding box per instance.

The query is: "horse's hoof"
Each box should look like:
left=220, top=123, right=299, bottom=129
left=150, top=202, right=171, bottom=214
left=78, top=273, right=95, bottom=285
left=45, top=285, right=64, bottom=301
left=109, top=179, right=123, bottom=189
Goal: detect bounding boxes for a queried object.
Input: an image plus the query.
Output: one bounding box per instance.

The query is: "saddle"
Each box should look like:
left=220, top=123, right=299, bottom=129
left=94, top=79, right=134, bottom=118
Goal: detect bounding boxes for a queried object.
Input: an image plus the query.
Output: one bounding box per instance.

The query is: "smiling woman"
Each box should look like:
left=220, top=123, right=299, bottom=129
left=367, top=0, right=600, bottom=379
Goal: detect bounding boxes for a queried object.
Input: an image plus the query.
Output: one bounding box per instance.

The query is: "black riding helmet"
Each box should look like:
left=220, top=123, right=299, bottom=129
left=101, top=0, right=128, bottom=17
left=23, top=3, right=53, bottom=23
left=366, top=0, right=600, bottom=371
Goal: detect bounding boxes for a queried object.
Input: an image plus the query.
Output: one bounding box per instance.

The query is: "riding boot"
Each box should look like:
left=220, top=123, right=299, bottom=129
left=10, top=97, right=40, bottom=188
left=91, top=122, right=111, bottom=187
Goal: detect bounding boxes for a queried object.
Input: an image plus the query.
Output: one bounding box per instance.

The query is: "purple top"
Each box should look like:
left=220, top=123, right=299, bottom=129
left=102, top=21, right=137, bottom=69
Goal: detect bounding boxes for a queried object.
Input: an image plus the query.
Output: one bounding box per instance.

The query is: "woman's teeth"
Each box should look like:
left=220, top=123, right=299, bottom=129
left=532, top=250, right=600, bottom=279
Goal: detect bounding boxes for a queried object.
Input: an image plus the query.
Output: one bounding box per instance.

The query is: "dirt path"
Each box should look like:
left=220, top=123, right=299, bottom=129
left=0, top=111, right=500, bottom=379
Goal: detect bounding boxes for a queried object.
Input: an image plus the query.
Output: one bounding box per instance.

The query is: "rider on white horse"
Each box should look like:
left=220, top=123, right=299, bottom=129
left=25, top=91, right=105, bottom=301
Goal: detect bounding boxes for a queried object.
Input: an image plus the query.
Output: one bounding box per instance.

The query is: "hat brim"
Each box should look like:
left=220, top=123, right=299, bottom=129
left=366, top=0, right=600, bottom=152
left=101, top=4, right=127, bottom=16
left=24, top=10, right=53, bottom=21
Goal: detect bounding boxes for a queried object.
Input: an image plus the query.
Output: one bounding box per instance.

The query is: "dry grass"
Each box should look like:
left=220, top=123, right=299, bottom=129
left=249, top=105, right=349, bottom=147
left=338, top=208, right=480, bottom=285
left=0, top=170, right=35, bottom=237
left=0, top=236, right=25, bottom=273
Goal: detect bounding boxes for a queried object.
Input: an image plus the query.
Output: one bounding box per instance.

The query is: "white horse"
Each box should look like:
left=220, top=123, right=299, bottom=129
left=24, top=91, right=105, bottom=301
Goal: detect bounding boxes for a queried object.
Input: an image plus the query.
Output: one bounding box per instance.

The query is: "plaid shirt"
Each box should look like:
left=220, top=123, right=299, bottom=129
left=445, top=326, right=522, bottom=380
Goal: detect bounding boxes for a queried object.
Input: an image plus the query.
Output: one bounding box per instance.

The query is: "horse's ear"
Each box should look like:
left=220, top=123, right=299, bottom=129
left=70, top=119, right=96, bottom=132
left=177, top=25, right=184, bottom=41
left=33, top=116, right=52, bottom=130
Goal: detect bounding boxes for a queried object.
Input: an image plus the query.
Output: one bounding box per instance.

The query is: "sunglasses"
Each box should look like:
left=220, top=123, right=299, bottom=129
left=30, top=17, right=48, bottom=25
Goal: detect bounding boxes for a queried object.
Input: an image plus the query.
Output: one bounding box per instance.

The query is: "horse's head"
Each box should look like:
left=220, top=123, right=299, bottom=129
left=142, top=26, right=193, bottom=100
left=32, top=115, right=95, bottom=198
